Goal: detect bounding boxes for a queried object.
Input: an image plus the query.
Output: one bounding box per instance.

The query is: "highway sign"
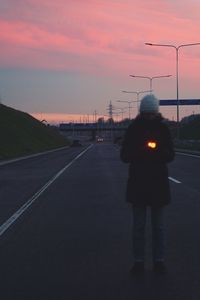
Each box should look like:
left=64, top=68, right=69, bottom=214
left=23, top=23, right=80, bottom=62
left=159, top=99, right=200, bottom=106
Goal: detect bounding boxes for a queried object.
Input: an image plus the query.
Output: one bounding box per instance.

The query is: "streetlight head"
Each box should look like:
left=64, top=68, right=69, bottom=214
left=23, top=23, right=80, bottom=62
left=129, top=75, right=135, bottom=77
left=145, top=43, right=153, bottom=46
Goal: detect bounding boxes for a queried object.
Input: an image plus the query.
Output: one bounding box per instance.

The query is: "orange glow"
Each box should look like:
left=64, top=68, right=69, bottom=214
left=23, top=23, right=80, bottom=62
left=31, top=113, right=93, bottom=124
left=147, top=141, right=157, bottom=149
left=1, top=0, right=200, bottom=121
left=31, top=112, right=117, bottom=124
left=1, top=1, right=200, bottom=76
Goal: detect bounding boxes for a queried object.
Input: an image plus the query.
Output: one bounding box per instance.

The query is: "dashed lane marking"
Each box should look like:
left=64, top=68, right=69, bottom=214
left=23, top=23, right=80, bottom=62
left=168, top=176, right=181, bottom=184
left=114, top=145, right=182, bottom=184
left=176, top=152, right=200, bottom=159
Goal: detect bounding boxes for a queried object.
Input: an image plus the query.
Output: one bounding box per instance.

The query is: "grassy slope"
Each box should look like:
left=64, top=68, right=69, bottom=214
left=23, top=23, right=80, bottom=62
left=0, top=104, right=69, bottom=159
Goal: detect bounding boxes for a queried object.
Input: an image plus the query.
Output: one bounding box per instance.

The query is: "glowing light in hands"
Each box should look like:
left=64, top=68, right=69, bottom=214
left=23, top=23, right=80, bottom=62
left=147, top=141, right=157, bottom=149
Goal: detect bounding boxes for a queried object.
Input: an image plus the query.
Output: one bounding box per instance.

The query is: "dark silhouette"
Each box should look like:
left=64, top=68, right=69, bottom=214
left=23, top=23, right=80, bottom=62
left=120, top=94, right=175, bottom=275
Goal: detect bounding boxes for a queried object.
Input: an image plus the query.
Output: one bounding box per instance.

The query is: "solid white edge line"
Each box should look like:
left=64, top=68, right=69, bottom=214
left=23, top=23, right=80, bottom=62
left=0, top=146, right=70, bottom=167
left=176, top=152, right=200, bottom=159
left=0, top=144, right=93, bottom=237
left=168, top=176, right=181, bottom=184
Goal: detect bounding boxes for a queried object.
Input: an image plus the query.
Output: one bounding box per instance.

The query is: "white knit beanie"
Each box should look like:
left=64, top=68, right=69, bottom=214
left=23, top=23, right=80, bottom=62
left=139, top=94, right=159, bottom=113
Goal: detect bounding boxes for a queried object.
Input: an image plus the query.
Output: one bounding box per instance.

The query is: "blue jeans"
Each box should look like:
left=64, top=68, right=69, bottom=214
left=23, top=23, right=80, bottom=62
left=132, top=206, right=165, bottom=263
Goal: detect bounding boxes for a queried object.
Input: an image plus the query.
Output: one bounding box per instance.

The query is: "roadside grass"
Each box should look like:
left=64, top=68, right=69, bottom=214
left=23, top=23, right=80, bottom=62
left=0, top=104, right=69, bottom=160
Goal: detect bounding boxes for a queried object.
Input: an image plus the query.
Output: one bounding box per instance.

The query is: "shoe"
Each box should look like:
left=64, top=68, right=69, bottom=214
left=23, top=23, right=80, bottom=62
left=130, top=262, right=144, bottom=276
left=153, top=261, right=167, bottom=274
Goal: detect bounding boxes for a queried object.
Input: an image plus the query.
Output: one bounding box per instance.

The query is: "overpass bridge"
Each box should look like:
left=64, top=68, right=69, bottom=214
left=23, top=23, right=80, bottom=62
left=59, top=122, right=128, bottom=141
left=59, top=98, right=200, bottom=134
left=59, top=123, right=128, bottom=132
left=59, top=98, right=200, bottom=140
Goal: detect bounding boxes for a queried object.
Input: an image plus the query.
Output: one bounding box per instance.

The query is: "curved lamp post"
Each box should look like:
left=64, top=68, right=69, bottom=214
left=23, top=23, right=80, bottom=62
left=116, top=100, right=136, bottom=120
left=122, top=90, right=152, bottom=111
left=145, top=42, right=200, bottom=138
left=113, top=107, right=128, bottom=121
left=129, top=74, right=172, bottom=92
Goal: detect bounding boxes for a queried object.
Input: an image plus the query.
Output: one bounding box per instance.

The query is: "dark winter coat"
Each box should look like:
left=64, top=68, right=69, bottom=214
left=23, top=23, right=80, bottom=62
left=120, top=114, right=175, bottom=207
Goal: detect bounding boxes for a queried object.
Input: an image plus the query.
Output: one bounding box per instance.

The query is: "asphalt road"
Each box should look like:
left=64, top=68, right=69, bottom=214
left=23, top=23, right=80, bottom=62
left=0, top=143, right=200, bottom=300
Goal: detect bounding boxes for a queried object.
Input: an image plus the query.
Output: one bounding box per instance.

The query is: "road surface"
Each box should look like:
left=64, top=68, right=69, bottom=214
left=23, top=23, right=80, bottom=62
left=0, top=143, right=200, bottom=300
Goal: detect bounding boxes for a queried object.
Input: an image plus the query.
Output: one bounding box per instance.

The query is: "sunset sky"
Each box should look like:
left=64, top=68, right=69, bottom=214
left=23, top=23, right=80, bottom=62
left=1, top=0, right=200, bottom=123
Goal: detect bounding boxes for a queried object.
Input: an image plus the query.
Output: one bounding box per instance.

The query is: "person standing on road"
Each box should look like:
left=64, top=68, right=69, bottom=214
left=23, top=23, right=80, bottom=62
left=120, top=94, right=175, bottom=274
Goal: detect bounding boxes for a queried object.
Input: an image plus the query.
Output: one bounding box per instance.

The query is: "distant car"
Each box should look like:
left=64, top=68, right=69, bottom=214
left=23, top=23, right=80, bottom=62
left=97, top=137, right=104, bottom=142
left=70, top=139, right=82, bottom=147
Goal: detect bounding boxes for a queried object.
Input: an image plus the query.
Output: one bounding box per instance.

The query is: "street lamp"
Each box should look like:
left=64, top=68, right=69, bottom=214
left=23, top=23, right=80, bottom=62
left=145, top=42, right=200, bottom=138
left=122, top=90, right=152, bottom=111
left=113, top=107, right=128, bottom=121
left=129, top=74, right=172, bottom=91
left=116, top=100, right=136, bottom=120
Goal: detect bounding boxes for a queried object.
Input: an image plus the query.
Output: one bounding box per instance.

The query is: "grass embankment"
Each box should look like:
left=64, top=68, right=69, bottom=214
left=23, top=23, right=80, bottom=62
left=0, top=104, right=69, bottom=160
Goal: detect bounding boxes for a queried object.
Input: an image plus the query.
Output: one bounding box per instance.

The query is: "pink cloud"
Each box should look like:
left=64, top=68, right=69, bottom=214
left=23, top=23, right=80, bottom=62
left=1, top=0, right=200, bottom=77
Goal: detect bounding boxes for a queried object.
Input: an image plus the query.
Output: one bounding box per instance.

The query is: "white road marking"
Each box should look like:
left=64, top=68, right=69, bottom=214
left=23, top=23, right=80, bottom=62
left=168, top=176, right=181, bottom=184
left=0, top=146, right=70, bottom=167
left=176, top=152, right=200, bottom=159
left=114, top=145, right=182, bottom=184
left=0, top=144, right=93, bottom=237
